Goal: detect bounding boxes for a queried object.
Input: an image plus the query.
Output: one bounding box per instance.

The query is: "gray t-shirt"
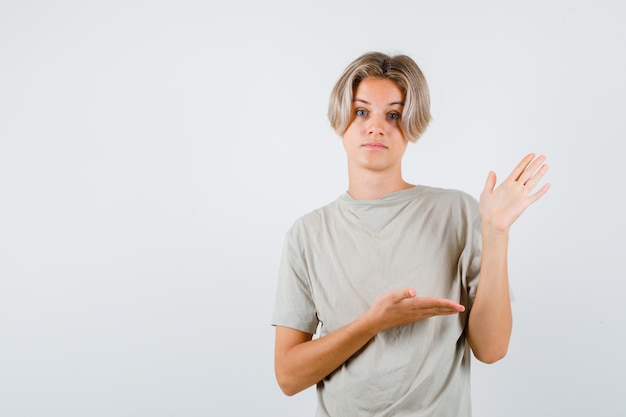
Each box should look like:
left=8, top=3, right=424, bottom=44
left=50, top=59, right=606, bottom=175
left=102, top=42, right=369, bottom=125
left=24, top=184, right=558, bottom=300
left=272, top=186, right=482, bottom=416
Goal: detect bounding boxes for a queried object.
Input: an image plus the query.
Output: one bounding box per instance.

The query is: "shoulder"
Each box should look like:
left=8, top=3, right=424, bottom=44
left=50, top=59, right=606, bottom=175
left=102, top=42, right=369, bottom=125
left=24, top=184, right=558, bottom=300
left=417, top=185, right=478, bottom=207
left=415, top=186, right=480, bottom=226
left=285, top=197, right=342, bottom=238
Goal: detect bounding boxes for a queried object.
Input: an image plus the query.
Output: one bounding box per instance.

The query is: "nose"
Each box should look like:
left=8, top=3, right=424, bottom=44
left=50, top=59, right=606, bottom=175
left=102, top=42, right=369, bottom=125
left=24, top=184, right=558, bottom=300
left=367, top=114, right=386, bottom=137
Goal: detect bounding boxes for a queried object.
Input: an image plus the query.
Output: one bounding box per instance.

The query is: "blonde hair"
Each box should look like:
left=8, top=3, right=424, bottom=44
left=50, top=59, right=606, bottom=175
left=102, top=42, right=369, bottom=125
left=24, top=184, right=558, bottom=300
left=328, top=52, right=431, bottom=143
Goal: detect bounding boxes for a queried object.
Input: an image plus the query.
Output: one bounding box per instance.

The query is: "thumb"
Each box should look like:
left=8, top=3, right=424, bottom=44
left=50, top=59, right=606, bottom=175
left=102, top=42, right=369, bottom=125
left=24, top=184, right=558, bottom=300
left=482, top=171, right=497, bottom=194
left=387, top=288, right=416, bottom=302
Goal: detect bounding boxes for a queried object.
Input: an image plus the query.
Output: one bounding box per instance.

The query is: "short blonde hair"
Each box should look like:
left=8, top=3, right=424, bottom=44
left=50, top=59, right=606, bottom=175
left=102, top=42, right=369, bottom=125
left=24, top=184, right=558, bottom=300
left=328, top=52, right=431, bottom=143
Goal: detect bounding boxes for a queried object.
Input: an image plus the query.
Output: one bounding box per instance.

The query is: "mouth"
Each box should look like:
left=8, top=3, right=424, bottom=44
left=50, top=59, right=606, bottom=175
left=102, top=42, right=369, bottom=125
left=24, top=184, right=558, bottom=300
left=362, top=142, right=388, bottom=150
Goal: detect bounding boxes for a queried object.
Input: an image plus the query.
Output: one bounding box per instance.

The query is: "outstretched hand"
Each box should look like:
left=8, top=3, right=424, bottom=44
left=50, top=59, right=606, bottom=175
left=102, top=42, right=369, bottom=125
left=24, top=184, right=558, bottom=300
left=366, top=288, right=465, bottom=333
left=479, top=153, right=551, bottom=233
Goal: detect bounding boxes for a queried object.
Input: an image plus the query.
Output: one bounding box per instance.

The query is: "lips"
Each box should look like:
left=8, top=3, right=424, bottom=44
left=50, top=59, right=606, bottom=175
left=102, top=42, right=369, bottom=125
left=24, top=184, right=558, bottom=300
left=362, top=142, right=388, bottom=150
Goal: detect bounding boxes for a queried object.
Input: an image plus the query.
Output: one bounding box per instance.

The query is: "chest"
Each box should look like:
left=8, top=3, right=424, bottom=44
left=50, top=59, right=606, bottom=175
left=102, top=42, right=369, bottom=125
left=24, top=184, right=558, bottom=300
left=302, top=213, right=466, bottom=329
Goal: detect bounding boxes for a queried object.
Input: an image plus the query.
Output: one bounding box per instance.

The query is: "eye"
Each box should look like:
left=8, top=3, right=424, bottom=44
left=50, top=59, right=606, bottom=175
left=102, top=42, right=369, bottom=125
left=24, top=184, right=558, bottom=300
left=388, top=112, right=401, bottom=120
left=356, top=109, right=368, bottom=117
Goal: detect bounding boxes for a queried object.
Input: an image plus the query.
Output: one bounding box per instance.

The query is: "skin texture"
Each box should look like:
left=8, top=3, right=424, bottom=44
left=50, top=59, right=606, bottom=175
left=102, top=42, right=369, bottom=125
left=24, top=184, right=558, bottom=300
left=340, top=77, right=413, bottom=200
left=274, top=77, right=550, bottom=396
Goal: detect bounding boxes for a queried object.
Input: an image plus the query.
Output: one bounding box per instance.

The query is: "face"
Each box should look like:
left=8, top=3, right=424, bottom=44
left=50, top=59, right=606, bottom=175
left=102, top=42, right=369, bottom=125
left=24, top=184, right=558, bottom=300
left=342, top=77, right=408, bottom=174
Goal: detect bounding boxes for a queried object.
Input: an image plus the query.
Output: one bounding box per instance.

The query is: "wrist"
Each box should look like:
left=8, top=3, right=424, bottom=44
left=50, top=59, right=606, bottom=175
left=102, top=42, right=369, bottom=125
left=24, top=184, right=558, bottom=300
left=481, top=220, right=510, bottom=236
left=357, top=308, right=384, bottom=337
left=481, top=223, right=510, bottom=249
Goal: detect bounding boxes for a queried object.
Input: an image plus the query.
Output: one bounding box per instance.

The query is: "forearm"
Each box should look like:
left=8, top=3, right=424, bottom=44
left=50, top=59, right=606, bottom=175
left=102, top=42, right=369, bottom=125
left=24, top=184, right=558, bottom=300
left=467, top=225, right=513, bottom=363
left=276, top=288, right=465, bottom=394
left=275, top=314, right=379, bottom=396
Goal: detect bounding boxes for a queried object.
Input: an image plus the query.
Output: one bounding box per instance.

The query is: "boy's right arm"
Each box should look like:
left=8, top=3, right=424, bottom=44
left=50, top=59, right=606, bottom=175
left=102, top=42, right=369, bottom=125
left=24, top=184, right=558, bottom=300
left=274, top=288, right=465, bottom=396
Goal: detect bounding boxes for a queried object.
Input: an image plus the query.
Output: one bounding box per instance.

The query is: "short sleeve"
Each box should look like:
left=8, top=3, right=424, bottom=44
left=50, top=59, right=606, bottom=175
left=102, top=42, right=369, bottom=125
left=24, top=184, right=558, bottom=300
left=460, top=196, right=515, bottom=309
left=464, top=209, right=482, bottom=309
left=456, top=195, right=482, bottom=311
left=271, top=222, right=319, bottom=334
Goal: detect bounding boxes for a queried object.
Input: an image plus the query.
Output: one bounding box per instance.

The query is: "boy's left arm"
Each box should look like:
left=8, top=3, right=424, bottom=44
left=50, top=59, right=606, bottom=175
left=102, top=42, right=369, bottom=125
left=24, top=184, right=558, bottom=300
left=467, top=153, right=550, bottom=363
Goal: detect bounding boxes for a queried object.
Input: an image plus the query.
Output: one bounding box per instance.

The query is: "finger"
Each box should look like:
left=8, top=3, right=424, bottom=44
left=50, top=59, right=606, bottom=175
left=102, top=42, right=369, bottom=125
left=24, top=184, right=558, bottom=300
left=522, top=163, right=549, bottom=191
left=528, top=182, right=551, bottom=203
left=428, top=305, right=465, bottom=316
left=389, top=288, right=416, bottom=302
left=518, top=155, right=547, bottom=185
left=506, top=153, right=535, bottom=183
left=442, top=302, right=465, bottom=313
left=424, top=298, right=465, bottom=313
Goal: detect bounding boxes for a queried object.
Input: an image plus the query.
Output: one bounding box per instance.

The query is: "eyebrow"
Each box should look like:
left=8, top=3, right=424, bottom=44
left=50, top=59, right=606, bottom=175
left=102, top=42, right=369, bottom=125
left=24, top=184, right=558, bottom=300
left=353, top=98, right=404, bottom=106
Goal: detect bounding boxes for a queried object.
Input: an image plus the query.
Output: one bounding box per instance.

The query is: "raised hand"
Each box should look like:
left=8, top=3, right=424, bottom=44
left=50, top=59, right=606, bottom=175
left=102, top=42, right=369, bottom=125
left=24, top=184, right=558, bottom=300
left=479, top=153, right=551, bottom=233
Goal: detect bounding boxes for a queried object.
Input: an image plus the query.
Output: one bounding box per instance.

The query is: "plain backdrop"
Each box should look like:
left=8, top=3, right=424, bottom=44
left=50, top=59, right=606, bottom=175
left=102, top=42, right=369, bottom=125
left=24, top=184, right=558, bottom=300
left=1, top=1, right=625, bottom=416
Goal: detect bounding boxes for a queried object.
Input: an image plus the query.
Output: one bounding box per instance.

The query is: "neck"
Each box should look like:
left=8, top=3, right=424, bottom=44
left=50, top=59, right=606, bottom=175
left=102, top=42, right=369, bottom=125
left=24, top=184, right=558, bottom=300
left=346, top=166, right=413, bottom=200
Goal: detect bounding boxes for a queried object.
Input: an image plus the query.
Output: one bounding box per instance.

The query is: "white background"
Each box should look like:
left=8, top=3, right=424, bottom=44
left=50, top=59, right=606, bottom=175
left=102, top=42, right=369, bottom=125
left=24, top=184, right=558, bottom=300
left=1, top=1, right=624, bottom=416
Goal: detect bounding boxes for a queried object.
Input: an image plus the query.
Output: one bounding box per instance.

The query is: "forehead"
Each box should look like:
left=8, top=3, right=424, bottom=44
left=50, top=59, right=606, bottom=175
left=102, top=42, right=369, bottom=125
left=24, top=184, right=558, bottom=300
left=353, top=77, right=404, bottom=104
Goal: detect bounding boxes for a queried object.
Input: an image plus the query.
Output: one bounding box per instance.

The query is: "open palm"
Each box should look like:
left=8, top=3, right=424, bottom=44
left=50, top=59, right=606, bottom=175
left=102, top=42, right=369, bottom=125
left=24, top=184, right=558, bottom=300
left=479, top=153, right=551, bottom=232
